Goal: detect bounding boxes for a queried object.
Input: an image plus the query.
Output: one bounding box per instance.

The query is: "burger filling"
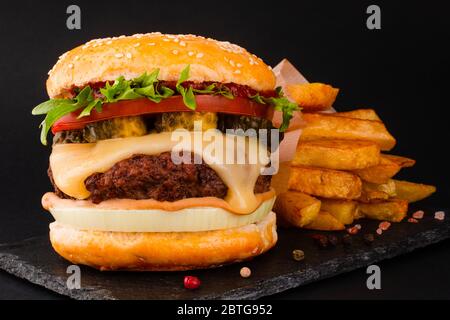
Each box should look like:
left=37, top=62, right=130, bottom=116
left=34, top=66, right=299, bottom=208
left=48, top=152, right=271, bottom=203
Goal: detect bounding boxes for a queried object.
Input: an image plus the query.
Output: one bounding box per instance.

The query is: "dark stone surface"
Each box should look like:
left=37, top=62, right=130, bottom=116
left=0, top=205, right=448, bottom=300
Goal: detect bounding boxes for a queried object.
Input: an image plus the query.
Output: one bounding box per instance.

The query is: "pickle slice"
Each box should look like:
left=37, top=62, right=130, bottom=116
left=154, top=112, right=217, bottom=132
left=53, top=116, right=147, bottom=144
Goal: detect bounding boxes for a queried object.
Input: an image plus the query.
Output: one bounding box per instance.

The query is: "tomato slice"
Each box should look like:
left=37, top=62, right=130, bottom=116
left=51, top=95, right=274, bottom=133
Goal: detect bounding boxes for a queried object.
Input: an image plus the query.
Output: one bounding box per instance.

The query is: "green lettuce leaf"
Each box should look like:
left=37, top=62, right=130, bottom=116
left=176, top=65, right=196, bottom=110
left=250, top=87, right=300, bottom=132
left=36, top=86, right=95, bottom=145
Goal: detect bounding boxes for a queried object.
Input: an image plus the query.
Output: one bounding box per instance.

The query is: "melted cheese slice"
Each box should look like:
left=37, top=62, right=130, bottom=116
left=50, top=131, right=270, bottom=214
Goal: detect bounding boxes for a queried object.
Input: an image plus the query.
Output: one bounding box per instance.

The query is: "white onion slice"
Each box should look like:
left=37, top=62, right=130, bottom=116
left=49, top=197, right=275, bottom=232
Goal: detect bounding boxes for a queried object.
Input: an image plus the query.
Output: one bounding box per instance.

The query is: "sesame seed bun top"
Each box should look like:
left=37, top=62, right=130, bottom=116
left=46, top=33, right=276, bottom=98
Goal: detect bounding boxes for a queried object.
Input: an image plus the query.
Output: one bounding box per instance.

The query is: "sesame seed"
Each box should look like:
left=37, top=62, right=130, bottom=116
left=126, top=53, right=132, bottom=59
left=196, top=52, right=204, bottom=58
left=173, top=38, right=179, bottom=43
left=234, top=69, right=241, bottom=74
left=236, top=63, right=242, bottom=68
left=115, top=53, right=124, bottom=58
left=106, top=40, right=113, bottom=45
left=148, top=42, right=155, bottom=46
left=179, top=41, right=186, bottom=47
left=162, top=38, right=170, bottom=42
left=172, top=50, right=179, bottom=55
left=229, top=60, right=235, bottom=67
left=68, top=63, right=74, bottom=69
left=133, top=43, right=140, bottom=47
left=188, top=51, right=194, bottom=56
left=74, top=55, right=79, bottom=61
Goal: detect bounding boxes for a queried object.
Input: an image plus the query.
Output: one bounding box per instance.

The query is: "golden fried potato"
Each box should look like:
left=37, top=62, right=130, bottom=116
left=358, top=199, right=408, bottom=222
left=319, top=199, right=357, bottom=225
left=288, top=165, right=362, bottom=199
left=273, top=191, right=321, bottom=227
left=303, top=211, right=346, bottom=231
left=285, top=83, right=339, bottom=112
left=383, top=155, right=415, bottom=168
left=353, top=155, right=401, bottom=184
left=353, top=155, right=415, bottom=184
left=300, top=113, right=396, bottom=151
left=359, top=180, right=397, bottom=203
left=334, top=109, right=381, bottom=121
left=293, top=139, right=380, bottom=170
left=393, top=180, right=436, bottom=203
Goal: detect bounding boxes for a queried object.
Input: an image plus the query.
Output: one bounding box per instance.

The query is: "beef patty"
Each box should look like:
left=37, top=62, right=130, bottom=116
left=48, top=152, right=271, bottom=203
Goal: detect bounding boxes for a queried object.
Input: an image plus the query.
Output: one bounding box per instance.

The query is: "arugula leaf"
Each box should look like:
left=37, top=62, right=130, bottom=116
left=132, top=69, right=159, bottom=87
left=192, top=83, right=234, bottom=100
left=78, top=99, right=102, bottom=118
left=133, top=69, right=175, bottom=103
left=37, top=86, right=96, bottom=145
left=249, top=93, right=266, bottom=105
left=192, top=84, right=216, bottom=94
left=269, top=96, right=299, bottom=131
left=100, top=76, right=142, bottom=102
left=216, top=85, right=234, bottom=99
left=176, top=65, right=197, bottom=110
left=32, top=99, right=72, bottom=115
left=158, top=85, right=175, bottom=98
left=250, top=89, right=300, bottom=132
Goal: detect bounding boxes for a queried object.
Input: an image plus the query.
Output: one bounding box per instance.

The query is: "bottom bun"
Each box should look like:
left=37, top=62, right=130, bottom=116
left=49, top=211, right=277, bottom=271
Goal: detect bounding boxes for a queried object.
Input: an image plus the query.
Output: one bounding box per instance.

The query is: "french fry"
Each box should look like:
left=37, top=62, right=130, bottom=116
left=319, top=199, right=357, bottom=225
left=359, top=180, right=397, bottom=202
left=273, top=191, right=321, bottom=227
left=334, top=109, right=381, bottom=121
left=383, top=155, right=415, bottom=168
left=285, top=83, right=338, bottom=112
left=358, top=199, right=408, bottom=222
left=300, top=113, right=396, bottom=151
left=353, top=155, right=401, bottom=184
left=288, top=165, right=362, bottom=199
left=393, top=180, right=436, bottom=202
left=293, top=139, right=381, bottom=170
left=304, top=211, right=346, bottom=231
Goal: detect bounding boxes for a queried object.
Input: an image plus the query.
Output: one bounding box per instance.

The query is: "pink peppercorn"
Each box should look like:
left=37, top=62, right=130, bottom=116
left=184, top=276, right=201, bottom=289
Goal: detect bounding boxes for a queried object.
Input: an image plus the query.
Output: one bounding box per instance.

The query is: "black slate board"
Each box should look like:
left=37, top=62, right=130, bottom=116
left=0, top=205, right=448, bottom=300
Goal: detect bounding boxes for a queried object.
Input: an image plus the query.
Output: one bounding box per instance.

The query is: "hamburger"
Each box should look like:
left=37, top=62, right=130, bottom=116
left=32, top=33, right=299, bottom=271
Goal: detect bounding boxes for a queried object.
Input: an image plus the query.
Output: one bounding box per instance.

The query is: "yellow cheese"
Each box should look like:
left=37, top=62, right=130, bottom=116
left=50, top=131, right=270, bottom=214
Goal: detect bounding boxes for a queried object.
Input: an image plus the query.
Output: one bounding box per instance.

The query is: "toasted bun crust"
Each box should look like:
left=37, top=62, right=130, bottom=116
left=49, top=212, right=277, bottom=271
left=47, top=33, right=276, bottom=98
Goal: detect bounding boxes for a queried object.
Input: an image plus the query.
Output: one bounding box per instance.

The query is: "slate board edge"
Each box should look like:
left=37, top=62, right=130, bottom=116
left=0, top=223, right=449, bottom=300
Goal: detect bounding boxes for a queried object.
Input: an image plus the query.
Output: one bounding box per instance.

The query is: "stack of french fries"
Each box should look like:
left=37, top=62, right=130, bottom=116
left=274, top=84, right=436, bottom=231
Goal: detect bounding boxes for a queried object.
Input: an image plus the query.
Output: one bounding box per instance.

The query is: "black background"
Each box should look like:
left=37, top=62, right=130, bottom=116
left=0, top=0, right=449, bottom=299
